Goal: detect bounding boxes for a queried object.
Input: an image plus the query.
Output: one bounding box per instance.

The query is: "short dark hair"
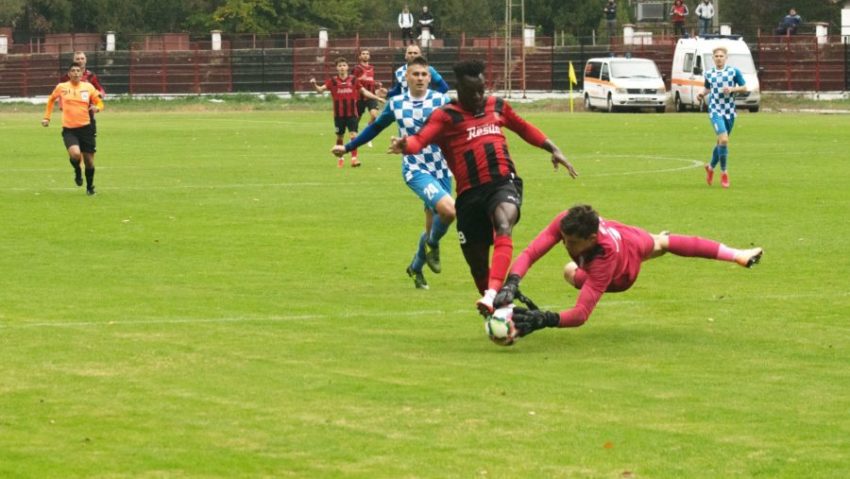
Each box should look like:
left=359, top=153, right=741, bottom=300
left=68, top=61, right=83, bottom=71
left=453, top=59, right=485, bottom=81
left=407, top=55, right=429, bottom=68
left=334, top=57, right=348, bottom=66
left=559, top=204, right=600, bottom=239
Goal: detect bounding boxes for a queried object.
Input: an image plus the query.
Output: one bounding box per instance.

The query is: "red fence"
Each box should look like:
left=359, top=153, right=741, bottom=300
left=0, top=34, right=846, bottom=97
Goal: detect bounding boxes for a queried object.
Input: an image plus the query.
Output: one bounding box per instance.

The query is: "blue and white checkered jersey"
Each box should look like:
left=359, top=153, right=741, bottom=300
left=386, top=89, right=452, bottom=179
left=704, top=65, right=746, bottom=119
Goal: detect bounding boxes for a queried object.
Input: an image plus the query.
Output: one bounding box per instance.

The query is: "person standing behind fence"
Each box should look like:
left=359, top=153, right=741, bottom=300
left=694, top=0, right=714, bottom=36
left=776, top=8, right=802, bottom=36
left=418, top=5, right=435, bottom=40
left=399, top=5, right=415, bottom=46
left=43, top=62, right=104, bottom=196
left=603, top=0, right=617, bottom=44
left=670, top=0, right=689, bottom=37
left=59, top=51, right=105, bottom=187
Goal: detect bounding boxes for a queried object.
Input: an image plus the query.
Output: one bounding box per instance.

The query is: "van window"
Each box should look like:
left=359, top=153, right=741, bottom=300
left=600, top=63, right=610, bottom=82
left=695, top=54, right=702, bottom=73
left=683, top=53, right=694, bottom=73
left=610, top=60, right=660, bottom=78
left=585, top=61, right=602, bottom=79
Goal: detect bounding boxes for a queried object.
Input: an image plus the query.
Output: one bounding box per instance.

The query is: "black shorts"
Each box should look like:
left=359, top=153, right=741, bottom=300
left=455, top=176, right=523, bottom=246
left=62, top=124, right=96, bottom=153
left=334, top=116, right=359, bottom=135
left=357, top=99, right=379, bottom=117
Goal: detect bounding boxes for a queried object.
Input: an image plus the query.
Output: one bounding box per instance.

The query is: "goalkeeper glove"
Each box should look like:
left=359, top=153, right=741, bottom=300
left=493, top=274, right=521, bottom=308
left=512, top=307, right=560, bottom=337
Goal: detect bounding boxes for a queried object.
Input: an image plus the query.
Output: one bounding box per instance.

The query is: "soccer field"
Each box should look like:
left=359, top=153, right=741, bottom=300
left=1, top=108, right=849, bottom=478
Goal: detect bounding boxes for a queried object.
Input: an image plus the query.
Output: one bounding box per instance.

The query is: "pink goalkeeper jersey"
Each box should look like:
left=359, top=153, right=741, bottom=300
left=510, top=211, right=655, bottom=326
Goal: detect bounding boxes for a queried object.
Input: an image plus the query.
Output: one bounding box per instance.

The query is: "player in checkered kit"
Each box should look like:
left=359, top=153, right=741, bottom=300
left=332, top=56, right=454, bottom=290
left=697, top=46, right=747, bottom=188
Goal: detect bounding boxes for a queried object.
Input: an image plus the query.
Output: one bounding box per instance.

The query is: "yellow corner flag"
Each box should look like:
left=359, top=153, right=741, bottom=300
left=568, top=61, right=578, bottom=112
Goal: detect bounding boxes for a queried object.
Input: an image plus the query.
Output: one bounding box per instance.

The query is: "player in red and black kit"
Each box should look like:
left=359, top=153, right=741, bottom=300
left=59, top=51, right=105, bottom=186
left=389, top=60, right=578, bottom=315
left=352, top=50, right=386, bottom=146
left=311, top=57, right=384, bottom=168
left=493, top=204, right=764, bottom=339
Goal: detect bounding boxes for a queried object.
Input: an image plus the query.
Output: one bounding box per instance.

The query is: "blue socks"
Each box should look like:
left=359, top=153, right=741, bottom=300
left=410, top=232, right=427, bottom=273
left=718, top=145, right=728, bottom=171
left=710, top=145, right=720, bottom=169
left=428, top=216, right=450, bottom=247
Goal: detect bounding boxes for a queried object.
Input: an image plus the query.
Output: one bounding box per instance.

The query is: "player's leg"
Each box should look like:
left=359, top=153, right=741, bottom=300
left=406, top=172, right=455, bottom=274
left=719, top=117, right=734, bottom=187
left=62, top=130, right=84, bottom=187
left=334, top=120, right=345, bottom=168
left=347, top=117, right=360, bottom=167
left=455, top=192, right=493, bottom=312
left=406, top=208, right=431, bottom=290
left=652, top=232, right=763, bottom=268
left=483, top=178, right=523, bottom=298
left=79, top=125, right=97, bottom=195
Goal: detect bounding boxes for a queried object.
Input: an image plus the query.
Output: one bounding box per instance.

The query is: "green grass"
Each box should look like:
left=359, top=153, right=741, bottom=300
left=1, top=107, right=849, bottom=478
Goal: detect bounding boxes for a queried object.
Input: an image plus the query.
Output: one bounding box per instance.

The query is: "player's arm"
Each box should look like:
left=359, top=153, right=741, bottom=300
left=336, top=105, right=395, bottom=156
left=502, top=101, right=578, bottom=178
left=359, top=87, right=386, bottom=104
left=731, top=68, right=747, bottom=94
left=494, top=212, right=567, bottom=307
left=42, top=87, right=60, bottom=126
left=89, top=73, right=106, bottom=96
left=390, top=109, right=446, bottom=155
left=309, top=78, right=327, bottom=93
left=386, top=82, right=402, bottom=98
left=429, top=67, right=450, bottom=93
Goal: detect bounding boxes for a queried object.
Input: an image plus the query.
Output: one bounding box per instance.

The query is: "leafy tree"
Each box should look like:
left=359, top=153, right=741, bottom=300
left=212, top=0, right=278, bottom=33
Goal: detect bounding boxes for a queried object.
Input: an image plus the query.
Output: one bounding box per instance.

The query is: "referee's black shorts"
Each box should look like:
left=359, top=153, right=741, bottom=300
left=62, top=124, right=96, bottom=153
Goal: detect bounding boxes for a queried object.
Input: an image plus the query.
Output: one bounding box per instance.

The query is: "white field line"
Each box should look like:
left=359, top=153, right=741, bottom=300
left=2, top=291, right=847, bottom=330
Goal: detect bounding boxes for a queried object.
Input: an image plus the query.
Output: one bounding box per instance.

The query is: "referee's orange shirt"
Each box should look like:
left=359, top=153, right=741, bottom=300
left=44, top=81, right=104, bottom=128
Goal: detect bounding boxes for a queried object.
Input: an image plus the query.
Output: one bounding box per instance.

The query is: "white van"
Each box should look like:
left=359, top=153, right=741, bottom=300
left=671, top=35, right=761, bottom=113
left=582, top=57, right=667, bottom=113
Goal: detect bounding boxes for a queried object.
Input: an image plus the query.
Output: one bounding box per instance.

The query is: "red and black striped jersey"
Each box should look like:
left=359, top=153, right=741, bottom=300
left=323, top=75, right=362, bottom=118
left=352, top=63, right=377, bottom=94
left=403, top=96, right=548, bottom=195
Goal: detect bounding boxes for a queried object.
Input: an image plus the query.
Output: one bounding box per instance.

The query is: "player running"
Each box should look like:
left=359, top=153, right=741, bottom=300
left=697, top=46, right=747, bottom=188
left=352, top=49, right=386, bottom=147
left=492, top=204, right=764, bottom=338
left=389, top=60, right=578, bottom=315
left=310, top=57, right=385, bottom=168
left=42, top=62, right=105, bottom=196
left=332, top=56, right=453, bottom=290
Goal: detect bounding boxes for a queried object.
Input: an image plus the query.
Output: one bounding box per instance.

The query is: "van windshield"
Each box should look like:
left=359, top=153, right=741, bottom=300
left=703, top=53, right=756, bottom=73
left=610, top=61, right=660, bottom=78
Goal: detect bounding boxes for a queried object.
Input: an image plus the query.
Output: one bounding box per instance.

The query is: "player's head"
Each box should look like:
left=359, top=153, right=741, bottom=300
left=67, top=62, right=84, bottom=82
left=406, top=56, right=431, bottom=96
left=559, top=204, right=600, bottom=256
left=335, top=57, right=349, bottom=76
left=453, top=60, right=486, bottom=112
left=712, top=47, right=728, bottom=68
left=359, top=50, right=370, bottom=63
left=73, top=51, right=87, bottom=68
left=404, top=45, right=422, bottom=61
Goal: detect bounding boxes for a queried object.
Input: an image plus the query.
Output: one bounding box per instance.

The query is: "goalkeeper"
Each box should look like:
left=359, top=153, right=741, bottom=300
left=494, top=204, right=763, bottom=338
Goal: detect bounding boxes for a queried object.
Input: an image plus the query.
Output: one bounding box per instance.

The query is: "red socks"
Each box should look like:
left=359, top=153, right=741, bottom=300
left=488, top=235, right=513, bottom=291
left=667, top=234, right=727, bottom=260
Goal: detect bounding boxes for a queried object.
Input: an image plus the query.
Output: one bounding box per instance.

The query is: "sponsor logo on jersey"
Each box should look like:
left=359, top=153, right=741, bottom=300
left=466, top=123, right=501, bottom=140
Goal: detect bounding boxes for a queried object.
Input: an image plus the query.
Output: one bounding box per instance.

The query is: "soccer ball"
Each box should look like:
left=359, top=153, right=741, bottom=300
left=485, top=305, right=517, bottom=346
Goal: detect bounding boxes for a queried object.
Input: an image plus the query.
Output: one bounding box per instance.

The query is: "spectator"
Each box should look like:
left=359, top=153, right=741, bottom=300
left=694, top=0, right=714, bottom=36
left=399, top=5, right=415, bottom=45
left=418, top=5, right=435, bottom=40
left=670, top=0, right=689, bottom=37
left=776, top=8, right=802, bottom=36
left=603, top=0, right=617, bottom=44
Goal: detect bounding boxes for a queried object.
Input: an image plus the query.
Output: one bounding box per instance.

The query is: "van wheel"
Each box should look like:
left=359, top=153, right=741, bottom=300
left=606, top=96, right=616, bottom=113
left=675, top=94, right=686, bottom=112
left=584, top=95, right=593, bottom=111
left=749, top=105, right=760, bottom=113
left=656, top=106, right=666, bottom=113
